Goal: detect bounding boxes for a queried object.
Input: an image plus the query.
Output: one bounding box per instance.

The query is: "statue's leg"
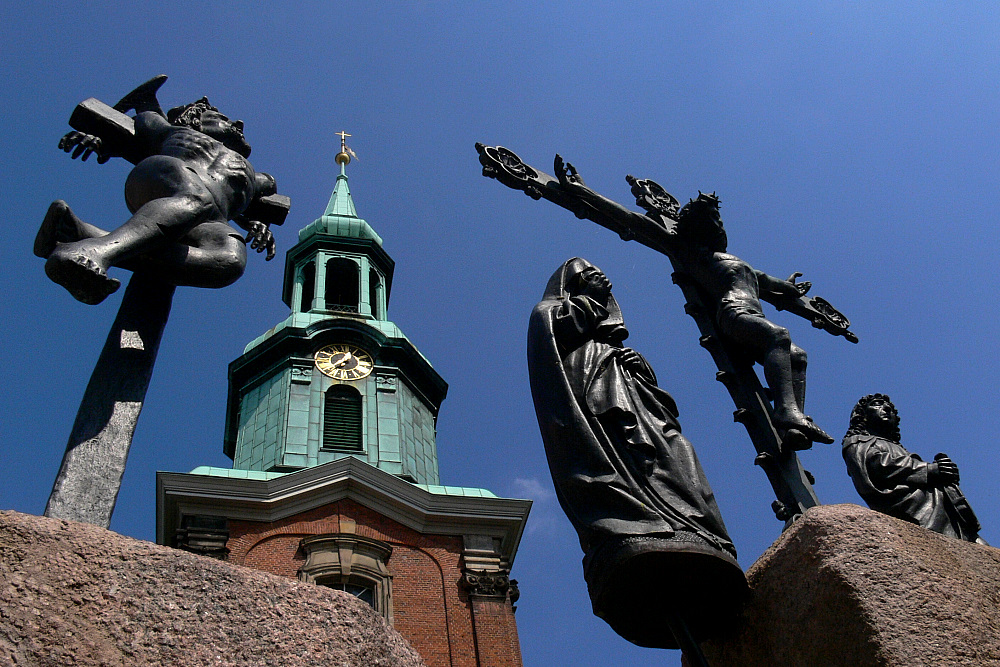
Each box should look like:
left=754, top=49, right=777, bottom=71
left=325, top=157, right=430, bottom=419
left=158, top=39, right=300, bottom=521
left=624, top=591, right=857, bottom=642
left=37, top=202, right=245, bottom=290
left=35, top=201, right=109, bottom=259
left=129, top=222, right=247, bottom=288
left=790, top=343, right=807, bottom=412
left=757, top=324, right=800, bottom=425
left=722, top=313, right=832, bottom=443
left=43, top=158, right=217, bottom=304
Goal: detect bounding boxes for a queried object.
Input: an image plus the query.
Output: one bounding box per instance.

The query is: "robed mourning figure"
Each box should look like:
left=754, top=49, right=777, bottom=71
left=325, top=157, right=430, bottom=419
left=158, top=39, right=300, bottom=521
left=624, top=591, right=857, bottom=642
left=528, top=258, right=747, bottom=650
left=843, top=394, right=984, bottom=543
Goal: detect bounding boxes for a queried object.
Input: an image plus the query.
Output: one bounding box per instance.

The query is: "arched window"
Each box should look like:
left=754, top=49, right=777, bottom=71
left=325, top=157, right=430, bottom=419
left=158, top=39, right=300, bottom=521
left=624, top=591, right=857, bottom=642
left=298, top=533, right=394, bottom=622
left=368, top=268, right=381, bottom=319
left=322, top=581, right=375, bottom=608
left=300, top=261, right=316, bottom=312
left=325, top=258, right=359, bottom=312
left=323, top=385, right=363, bottom=452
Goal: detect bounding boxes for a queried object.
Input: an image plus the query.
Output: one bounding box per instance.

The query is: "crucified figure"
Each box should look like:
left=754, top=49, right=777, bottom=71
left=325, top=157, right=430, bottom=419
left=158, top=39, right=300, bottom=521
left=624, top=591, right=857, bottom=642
left=35, top=77, right=284, bottom=305
left=550, top=155, right=834, bottom=445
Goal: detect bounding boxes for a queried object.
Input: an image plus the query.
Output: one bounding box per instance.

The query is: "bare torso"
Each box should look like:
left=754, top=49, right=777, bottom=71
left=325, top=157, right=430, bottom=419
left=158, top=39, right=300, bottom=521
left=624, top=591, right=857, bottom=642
left=125, top=113, right=257, bottom=219
left=681, top=248, right=765, bottom=318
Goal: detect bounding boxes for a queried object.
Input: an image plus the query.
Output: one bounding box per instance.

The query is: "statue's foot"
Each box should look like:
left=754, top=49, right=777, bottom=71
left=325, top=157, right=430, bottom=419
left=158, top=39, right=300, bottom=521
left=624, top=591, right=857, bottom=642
left=35, top=200, right=83, bottom=258
left=802, top=417, right=834, bottom=444
left=44, top=246, right=120, bottom=305
left=774, top=414, right=834, bottom=445
left=780, top=428, right=812, bottom=452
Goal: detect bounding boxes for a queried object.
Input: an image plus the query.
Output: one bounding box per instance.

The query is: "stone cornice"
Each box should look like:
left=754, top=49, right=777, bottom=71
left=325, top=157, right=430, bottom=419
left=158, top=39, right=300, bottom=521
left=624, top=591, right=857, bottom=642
left=157, top=457, right=531, bottom=565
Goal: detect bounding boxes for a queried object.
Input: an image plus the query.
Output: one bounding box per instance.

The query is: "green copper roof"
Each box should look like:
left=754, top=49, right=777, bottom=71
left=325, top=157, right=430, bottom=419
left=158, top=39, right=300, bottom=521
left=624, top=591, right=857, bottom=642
left=298, top=162, right=383, bottom=245
left=241, top=311, right=425, bottom=356
left=186, top=466, right=498, bottom=497
left=325, top=163, right=357, bottom=217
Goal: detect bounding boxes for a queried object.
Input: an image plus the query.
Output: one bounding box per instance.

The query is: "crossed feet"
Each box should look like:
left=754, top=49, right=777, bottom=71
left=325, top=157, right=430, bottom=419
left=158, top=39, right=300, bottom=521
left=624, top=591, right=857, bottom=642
left=35, top=200, right=120, bottom=305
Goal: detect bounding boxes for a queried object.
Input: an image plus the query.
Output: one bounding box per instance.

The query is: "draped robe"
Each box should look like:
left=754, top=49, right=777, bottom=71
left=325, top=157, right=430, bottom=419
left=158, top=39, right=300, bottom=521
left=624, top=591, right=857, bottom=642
left=843, top=433, right=981, bottom=542
left=527, top=258, right=735, bottom=560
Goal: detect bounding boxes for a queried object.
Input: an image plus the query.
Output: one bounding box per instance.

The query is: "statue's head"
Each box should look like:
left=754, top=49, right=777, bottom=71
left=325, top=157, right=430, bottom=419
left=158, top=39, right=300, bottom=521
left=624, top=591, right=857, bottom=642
left=676, top=192, right=727, bottom=252
left=167, top=97, right=252, bottom=157
left=544, top=258, right=627, bottom=344
left=847, top=393, right=901, bottom=441
left=565, top=262, right=613, bottom=307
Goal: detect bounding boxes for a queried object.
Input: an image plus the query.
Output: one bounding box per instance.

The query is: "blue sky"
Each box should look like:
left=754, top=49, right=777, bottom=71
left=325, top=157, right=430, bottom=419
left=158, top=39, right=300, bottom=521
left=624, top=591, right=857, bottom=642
left=3, top=4, right=1000, bottom=665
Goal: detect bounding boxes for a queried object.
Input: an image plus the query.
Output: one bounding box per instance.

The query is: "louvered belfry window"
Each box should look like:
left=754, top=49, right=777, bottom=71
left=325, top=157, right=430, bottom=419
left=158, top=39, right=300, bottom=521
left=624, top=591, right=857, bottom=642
left=323, top=385, right=363, bottom=452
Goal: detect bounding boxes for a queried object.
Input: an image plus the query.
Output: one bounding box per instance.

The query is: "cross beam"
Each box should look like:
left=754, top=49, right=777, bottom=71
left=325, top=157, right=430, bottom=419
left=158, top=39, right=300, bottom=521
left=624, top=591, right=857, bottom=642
left=475, top=143, right=849, bottom=523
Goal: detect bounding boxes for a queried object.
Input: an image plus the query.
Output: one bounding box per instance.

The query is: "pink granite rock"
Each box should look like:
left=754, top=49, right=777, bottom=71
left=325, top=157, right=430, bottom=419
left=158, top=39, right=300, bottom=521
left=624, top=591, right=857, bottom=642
left=0, top=510, right=426, bottom=666
left=700, top=504, right=1000, bottom=666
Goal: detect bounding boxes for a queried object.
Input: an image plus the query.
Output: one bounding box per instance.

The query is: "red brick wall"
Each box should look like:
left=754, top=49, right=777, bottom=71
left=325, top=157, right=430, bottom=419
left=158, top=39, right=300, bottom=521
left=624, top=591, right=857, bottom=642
left=470, top=597, right=523, bottom=667
left=225, top=499, right=520, bottom=667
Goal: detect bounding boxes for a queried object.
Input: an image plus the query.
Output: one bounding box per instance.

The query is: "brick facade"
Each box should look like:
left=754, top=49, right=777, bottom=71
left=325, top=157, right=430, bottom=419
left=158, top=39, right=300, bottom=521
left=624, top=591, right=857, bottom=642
left=225, top=498, right=521, bottom=667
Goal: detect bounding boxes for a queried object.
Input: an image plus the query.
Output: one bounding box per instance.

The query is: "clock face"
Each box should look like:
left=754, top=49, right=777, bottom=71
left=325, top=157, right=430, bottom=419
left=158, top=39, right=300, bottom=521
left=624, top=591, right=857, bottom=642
left=314, top=344, right=374, bottom=381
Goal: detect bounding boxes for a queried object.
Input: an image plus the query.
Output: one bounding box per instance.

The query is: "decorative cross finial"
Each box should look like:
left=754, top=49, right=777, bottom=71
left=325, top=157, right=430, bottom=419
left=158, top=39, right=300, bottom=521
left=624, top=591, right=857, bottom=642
left=335, top=131, right=356, bottom=166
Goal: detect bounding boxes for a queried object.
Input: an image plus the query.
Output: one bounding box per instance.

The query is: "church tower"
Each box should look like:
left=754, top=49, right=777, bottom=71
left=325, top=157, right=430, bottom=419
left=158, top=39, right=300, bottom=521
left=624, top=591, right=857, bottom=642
left=157, top=136, right=530, bottom=667
left=223, top=133, right=445, bottom=485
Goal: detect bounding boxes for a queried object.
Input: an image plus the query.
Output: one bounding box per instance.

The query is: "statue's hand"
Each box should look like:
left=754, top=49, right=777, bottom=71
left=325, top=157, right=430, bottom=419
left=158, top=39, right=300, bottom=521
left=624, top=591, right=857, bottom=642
left=58, top=131, right=108, bottom=163
left=554, top=154, right=586, bottom=189
left=929, top=454, right=960, bottom=486
left=785, top=272, right=812, bottom=296
left=618, top=348, right=653, bottom=379
left=244, top=220, right=276, bottom=261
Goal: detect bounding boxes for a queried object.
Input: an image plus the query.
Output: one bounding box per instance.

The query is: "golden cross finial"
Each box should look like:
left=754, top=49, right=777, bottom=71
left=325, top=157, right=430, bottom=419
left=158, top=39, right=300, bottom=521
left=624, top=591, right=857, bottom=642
left=336, top=131, right=351, bottom=152
left=334, top=131, right=358, bottom=166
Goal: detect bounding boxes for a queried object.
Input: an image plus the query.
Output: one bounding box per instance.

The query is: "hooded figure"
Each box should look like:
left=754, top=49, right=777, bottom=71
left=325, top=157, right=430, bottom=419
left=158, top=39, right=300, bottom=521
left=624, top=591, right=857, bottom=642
left=527, top=258, right=746, bottom=648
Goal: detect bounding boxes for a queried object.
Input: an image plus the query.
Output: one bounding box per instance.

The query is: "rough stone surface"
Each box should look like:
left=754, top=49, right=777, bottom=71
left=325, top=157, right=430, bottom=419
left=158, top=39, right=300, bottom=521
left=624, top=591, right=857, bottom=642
left=0, top=510, right=426, bottom=666
left=700, top=504, right=1000, bottom=666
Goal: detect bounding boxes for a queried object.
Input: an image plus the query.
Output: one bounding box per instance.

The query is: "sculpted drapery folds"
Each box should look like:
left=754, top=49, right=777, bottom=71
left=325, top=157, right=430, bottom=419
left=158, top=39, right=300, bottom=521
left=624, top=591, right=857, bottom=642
left=843, top=394, right=984, bottom=543
left=527, top=258, right=747, bottom=648
left=528, top=258, right=735, bottom=559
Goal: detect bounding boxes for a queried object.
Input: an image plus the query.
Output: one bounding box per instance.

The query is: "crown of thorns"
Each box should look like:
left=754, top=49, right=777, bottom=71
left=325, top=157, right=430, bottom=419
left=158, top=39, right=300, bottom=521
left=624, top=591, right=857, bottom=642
left=677, top=191, right=720, bottom=218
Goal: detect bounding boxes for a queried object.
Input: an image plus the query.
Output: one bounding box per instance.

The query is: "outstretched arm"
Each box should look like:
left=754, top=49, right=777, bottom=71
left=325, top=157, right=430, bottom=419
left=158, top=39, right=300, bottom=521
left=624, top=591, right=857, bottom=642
left=474, top=144, right=677, bottom=258
left=553, top=156, right=648, bottom=231
left=755, top=270, right=811, bottom=302
left=553, top=155, right=675, bottom=254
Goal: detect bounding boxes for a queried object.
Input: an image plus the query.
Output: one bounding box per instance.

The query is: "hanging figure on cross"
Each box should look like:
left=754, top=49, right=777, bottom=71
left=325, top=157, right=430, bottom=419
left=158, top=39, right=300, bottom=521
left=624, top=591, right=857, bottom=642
left=35, top=75, right=288, bottom=305
left=546, top=155, right=834, bottom=444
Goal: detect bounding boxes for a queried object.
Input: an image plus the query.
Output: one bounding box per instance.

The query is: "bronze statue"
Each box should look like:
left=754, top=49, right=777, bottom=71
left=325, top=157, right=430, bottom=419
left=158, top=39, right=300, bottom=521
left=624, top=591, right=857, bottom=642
left=843, top=394, right=984, bottom=543
left=477, top=143, right=859, bottom=523
left=36, top=77, right=288, bottom=528
left=528, top=257, right=747, bottom=653
left=35, top=75, right=286, bottom=305
left=552, top=160, right=832, bottom=445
